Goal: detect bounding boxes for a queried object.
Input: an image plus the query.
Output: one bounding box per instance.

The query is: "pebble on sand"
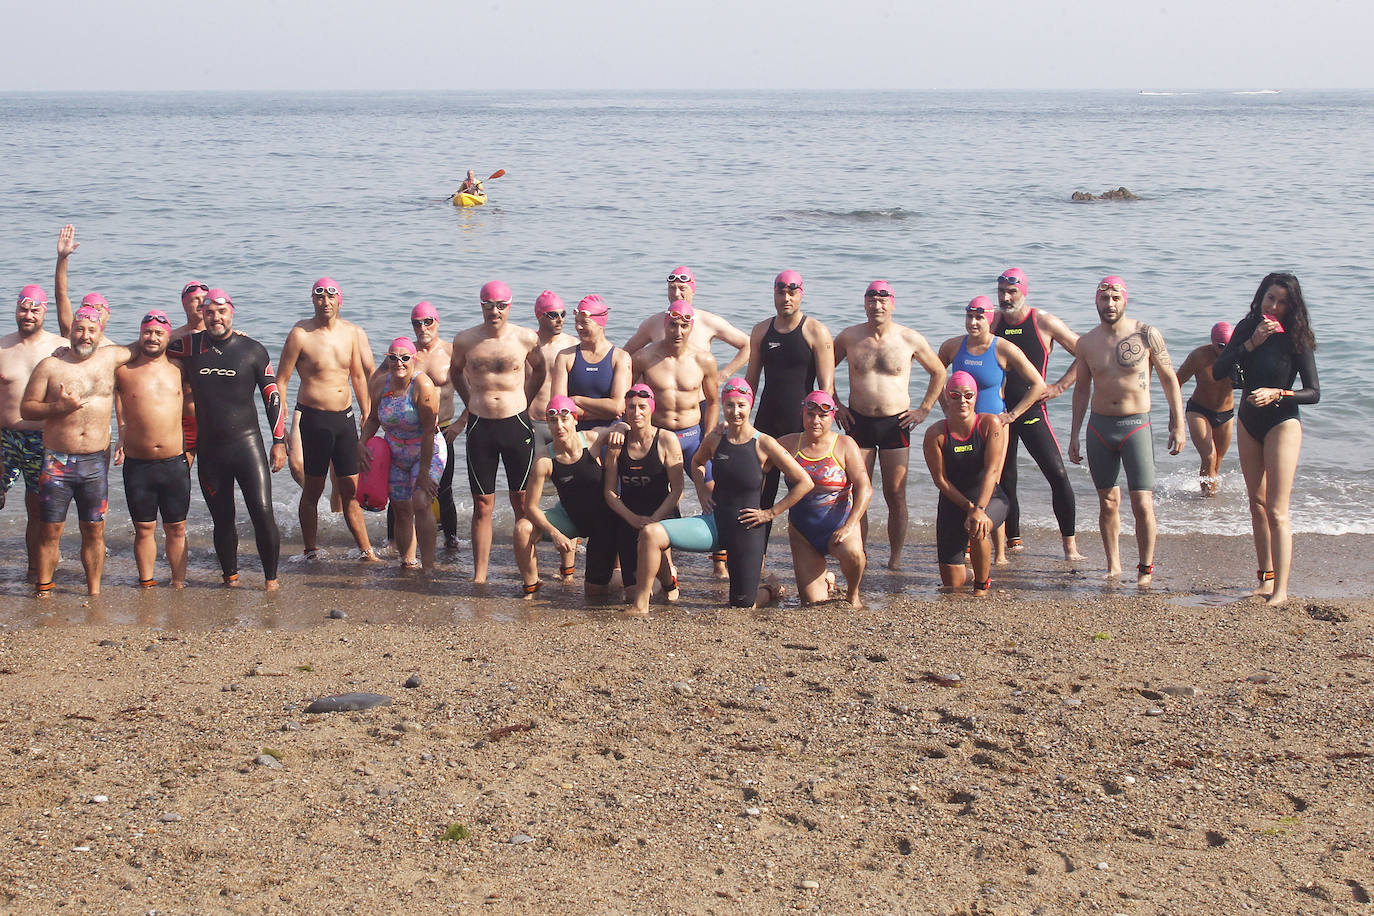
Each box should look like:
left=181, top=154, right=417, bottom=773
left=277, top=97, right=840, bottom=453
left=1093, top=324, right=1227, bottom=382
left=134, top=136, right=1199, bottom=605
left=254, top=754, right=283, bottom=769
left=304, top=693, right=392, bottom=714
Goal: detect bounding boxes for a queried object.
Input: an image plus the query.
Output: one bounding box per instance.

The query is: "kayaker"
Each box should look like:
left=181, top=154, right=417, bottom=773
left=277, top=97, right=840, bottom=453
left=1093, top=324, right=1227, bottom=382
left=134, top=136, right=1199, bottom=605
left=457, top=170, right=483, bottom=197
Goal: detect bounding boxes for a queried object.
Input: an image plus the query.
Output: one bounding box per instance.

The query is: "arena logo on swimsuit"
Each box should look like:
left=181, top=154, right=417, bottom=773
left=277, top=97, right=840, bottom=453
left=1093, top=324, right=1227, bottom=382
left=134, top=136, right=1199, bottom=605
left=199, top=367, right=237, bottom=376
left=1002, top=328, right=1023, bottom=336
left=953, top=443, right=974, bottom=454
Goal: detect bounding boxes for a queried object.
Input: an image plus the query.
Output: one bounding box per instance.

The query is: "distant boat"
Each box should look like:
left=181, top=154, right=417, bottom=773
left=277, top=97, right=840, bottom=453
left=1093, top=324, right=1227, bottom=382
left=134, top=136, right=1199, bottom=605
left=1233, top=89, right=1281, bottom=95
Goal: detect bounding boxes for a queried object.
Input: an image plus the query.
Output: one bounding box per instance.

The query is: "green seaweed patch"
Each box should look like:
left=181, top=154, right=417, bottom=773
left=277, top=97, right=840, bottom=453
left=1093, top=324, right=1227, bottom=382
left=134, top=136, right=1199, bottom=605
left=260, top=748, right=283, bottom=761
left=1092, top=632, right=1113, bottom=641
left=296, top=664, right=314, bottom=673
left=439, top=824, right=472, bottom=842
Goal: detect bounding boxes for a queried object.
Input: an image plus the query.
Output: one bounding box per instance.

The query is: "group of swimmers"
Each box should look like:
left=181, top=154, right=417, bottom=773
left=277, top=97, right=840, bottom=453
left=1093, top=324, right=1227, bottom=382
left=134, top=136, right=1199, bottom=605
left=0, top=225, right=1319, bottom=609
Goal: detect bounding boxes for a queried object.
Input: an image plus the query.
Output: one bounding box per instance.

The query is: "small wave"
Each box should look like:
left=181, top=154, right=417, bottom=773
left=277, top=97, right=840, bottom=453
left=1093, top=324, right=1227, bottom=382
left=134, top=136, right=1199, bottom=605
left=1233, top=89, right=1280, bottom=95
left=787, top=208, right=912, bottom=223
left=1139, top=91, right=1198, bottom=96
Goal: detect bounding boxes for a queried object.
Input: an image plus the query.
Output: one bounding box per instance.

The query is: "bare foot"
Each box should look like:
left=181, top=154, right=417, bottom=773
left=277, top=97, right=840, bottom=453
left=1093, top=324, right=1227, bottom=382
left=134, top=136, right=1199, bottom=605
left=1264, top=592, right=1289, bottom=606
left=823, top=571, right=837, bottom=599
left=1136, top=563, right=1154, bottom=588
left=223, top=574, right=240, bottom=588
left=1062, top=537, right=1085, bottom=561
left=522, top=581, right=541, bottom=601
left=264, top=579, right=279, bottom=592
left=623, top=606, right=650, bottom=618
left=761, top=573, right=784, bottom=605
left=359, top=549, right=381, bottom=562
left=172, top=580, right=187, bottom=590
left=1007, top=537, right=1024, bottom=553
left=712, top=561, right=729, bottom=580
left=994, top=553, right=1011, bottom=567
left=886, top=557, right=902, bottom=571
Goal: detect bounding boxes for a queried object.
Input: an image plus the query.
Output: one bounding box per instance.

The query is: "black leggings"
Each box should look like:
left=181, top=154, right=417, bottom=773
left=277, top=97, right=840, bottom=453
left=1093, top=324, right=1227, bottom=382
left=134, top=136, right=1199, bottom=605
left=716, top=504, right=768, bottom=607
left=197, top=435, right=281, bottom=580
left=1000, top=407, right=1076, bottom=539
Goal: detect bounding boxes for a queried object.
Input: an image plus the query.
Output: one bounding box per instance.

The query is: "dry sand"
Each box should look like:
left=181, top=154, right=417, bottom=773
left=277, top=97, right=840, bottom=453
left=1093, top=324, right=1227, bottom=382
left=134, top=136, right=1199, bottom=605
left=1, top=529, right=1372, bottom=915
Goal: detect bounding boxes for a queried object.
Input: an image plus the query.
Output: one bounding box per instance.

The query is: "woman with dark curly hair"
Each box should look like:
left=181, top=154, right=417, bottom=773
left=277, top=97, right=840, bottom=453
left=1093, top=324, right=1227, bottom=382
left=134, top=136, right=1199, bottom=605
left=1212, top=273, right=1319, bottom=605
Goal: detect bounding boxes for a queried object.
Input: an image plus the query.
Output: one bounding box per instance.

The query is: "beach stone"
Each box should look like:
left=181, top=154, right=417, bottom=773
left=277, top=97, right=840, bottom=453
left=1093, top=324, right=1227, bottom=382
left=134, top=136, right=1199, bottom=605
left=97, top=639, right=119, bottom=648
left=254, top=754, right=283, bottom=769
left=671, top=681, right=694, bottom=697
left=510, top=833, right=534, bottom=844
left=745, top=807, right=761, bottom=817
left=1096, top=861, right=1110, bottom=870
left=1137, top=688, right=1165, bottom=701
left=1145, top=708, right=1165, bottom=717
left=800, top=879, right=820, bottom=890
left=1062, top=697, right=1082, bottom=708
left=404, top=675, right=422, bottom=689
left=89, top=795, right=108, bottom=804
left=281, top=721, right=300, bottom=732
left=159, top=812, right=181, bottom=823
left=1247, top=672, right=1273, bottom=684
left=326, top=609, right=347, bottom=619
left=305, top=692, right=392, bottom=714
left=1163, top=685, right=1201, bottom=698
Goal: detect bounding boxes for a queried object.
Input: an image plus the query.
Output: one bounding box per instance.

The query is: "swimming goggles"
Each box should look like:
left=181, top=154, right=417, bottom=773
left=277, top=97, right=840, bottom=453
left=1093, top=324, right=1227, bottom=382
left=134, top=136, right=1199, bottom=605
left=774, top=282, right=802, bottom=293
left=481, top=299, right=511, bottom=309
left=141, top=312, right=172, bottom=327
left=386, top=352, right=413, bottom=364
left=721, top=383, right=753, bottom=398
left=947, top=389, right=977, bottom=401
left=547, top=407, right=577, bottom=418
left=17, top=297, right=47, bottom=309
left=181, top=283, right=209, bottom=295
left=205, top=296, right=233, bottom=306
left=625, top=389, right=654, bottom=400
left=411, top=317, right=436, bottom=327
left=1098, top=282, right=1126, bottom=293
left=804, top=401, right=836, bottom=414
left=313, top=286, right=340, bottom=296
left=666, top=274, right=693, bottom=284
left=997, top=274, right=1024, bottom=286
left=864, top=290, right=893, bottom=300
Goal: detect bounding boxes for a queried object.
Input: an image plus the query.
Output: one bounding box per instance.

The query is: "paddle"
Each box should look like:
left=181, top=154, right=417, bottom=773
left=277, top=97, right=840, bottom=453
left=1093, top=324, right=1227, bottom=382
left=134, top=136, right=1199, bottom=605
left=447, top=170, right=506, bottom=202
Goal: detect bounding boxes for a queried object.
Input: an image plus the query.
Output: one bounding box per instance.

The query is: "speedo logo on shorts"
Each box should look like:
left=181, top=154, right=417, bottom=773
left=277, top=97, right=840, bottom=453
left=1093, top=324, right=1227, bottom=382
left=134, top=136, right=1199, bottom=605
left=199, top=367, right=237, bottom=376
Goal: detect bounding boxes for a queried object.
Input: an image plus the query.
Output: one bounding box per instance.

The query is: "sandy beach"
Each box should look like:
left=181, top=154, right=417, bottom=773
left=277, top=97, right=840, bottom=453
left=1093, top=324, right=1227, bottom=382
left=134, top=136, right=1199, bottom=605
left=1, top=523, right=1372, bottom=915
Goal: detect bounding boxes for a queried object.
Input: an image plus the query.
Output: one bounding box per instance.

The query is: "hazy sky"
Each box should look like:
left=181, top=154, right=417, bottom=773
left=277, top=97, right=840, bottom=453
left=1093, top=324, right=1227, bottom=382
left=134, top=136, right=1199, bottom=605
left=4, top=0, right=1370, bottom=91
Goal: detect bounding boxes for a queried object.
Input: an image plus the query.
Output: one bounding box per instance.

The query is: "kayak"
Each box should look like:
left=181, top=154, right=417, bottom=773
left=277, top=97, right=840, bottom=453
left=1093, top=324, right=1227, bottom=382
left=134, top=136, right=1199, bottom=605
left=454, top=192, right=487, bottom=207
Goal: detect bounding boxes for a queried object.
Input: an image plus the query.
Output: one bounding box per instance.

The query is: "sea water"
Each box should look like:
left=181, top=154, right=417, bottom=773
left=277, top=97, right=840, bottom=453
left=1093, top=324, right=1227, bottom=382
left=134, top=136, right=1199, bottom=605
left=0, top=89, right=1367, bottom=540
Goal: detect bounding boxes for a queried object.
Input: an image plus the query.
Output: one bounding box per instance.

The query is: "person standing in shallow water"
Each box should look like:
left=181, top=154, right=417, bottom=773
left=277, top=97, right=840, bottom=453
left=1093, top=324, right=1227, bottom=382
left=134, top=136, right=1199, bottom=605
left=1177, top=321, right=1238, bottom=496
left=1210, top=273, right=1319, bottom=606
left=1068, top=277, right=1185, bottom=588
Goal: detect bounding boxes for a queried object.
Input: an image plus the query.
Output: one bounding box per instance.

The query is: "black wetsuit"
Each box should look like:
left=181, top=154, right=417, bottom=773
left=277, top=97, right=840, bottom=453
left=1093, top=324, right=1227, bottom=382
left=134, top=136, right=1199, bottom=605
left=551, top=446, right=617, bottom=585
left=614, top=430, right=672, bottom=587
left=172, top=330, right=286, bottom=581
left=1211, top=315, right=1319, bottom=441
left=993, top=308, right=1076, bottom=539
left=936, top=419, right=1010, bottom=565
left=710, top=432, right=768, bottom=607
left=754, top=316, right=817, bottom=536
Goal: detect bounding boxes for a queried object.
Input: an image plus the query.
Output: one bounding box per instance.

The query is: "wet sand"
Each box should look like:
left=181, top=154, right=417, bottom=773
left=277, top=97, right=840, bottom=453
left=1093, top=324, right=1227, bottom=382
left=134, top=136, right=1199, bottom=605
left=0, top=525, right=1371, bottom=914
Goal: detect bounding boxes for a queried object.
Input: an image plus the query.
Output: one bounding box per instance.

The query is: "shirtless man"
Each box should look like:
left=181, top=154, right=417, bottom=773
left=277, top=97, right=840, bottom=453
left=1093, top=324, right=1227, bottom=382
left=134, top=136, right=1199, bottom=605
left=114, top=311, right=191, bottom=588
left=745, top=270, right=836, bottom=524
left=169, top=289, right=288, bottom=590
left=409, top=300, right=461, bottom=548
left=633, top=301, right=721, bottom=483
left=834, top=280, right=946, bottom=567
left=528, top=291, right=577, bottom=454
left=551, top=294, right=631, bottom=428
left=1068, top=277, right=1185, bottom=587
left=53, top=224, right=110, bottom=337
left=992, top=268, right=1084, bottom=559
left=0, top=286, right=67, bottom=579
left=21, top=306, right=135, bottom=596
left=1177, top=322, right=1237, bottom=496
left=450, top=281, right=546, bottom=583
left=276, top=278, right=374, bottom=560
left=626, top=266, right=750, bottom=382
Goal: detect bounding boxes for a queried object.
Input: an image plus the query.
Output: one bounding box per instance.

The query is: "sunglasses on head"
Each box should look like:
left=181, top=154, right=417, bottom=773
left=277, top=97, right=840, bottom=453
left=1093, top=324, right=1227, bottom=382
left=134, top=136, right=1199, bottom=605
left=865, top=290, right=893, bottom=300
left=666, top=274, right=693, bottom=284
left=1098, top=283, right=1126, bottom=293
left=411, top=317, right=435, bottom=327
left=182, top=283, right=209, bottom=295
left=948, top=389, right=976, bottom=401
left=547, top=407, right=577, bottom=418
left=386, top=352, right=413, bottom=363
left=482, top=299, right=511, bottom=309
left=997, top=275, right=1024, bottom=286
left=775, top=282, right=802, bottom=293
left=313, top=286, right=339, bottom=297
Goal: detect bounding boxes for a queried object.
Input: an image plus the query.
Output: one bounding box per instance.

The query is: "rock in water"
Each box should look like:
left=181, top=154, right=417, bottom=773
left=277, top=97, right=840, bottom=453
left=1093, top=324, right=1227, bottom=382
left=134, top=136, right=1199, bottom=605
left=305, top=692, right=392, bottom=713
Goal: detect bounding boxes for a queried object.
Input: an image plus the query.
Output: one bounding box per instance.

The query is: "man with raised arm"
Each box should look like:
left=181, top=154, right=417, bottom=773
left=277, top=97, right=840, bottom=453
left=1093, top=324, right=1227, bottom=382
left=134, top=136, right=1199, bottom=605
left=625, top=266, right=750, bottom=382
left=1068, top=276, right=1185, bottom=587
left=21, top=306, right=134, bottom=596
left=1, top=285, right=69, bottom=581
left=276, top=277, right=375, bottom=561
left=450, top=281, right=546, bottom=584
left=168, top=289, right=287, bottom=590
left=991, top=267, right=1083, bottom=560
left=833, top=280, right=946, bottom=568
left=114, top=310, right=191, bottom=589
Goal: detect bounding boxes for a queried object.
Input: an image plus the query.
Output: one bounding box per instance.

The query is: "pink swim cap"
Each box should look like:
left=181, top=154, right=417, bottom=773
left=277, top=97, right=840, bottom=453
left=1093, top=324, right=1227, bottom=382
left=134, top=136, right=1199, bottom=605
left=17, top=285, right=48, bottom=308
left=1098, top=276, right=1129, bottom=304
left=480, top=280, right=512, bottom=304
left=204, top=288, right=233, bottom=308
left=313, top=277, right=341, bottom=300
left=775, top=269, right=803, bottom=289
left=1210, top=321, right=1233, bottom=347
left=181, top=281, right=208, bottom=301
left=997, top=268, right=1028, bottom=291
left=865, top=280, right=894, bottom=299
left=947, top=370, right=978, bottom=394
left=141, top=309, right=171, bottom=329
left=411, top=300, right=439, bottom=322
left=803, top=390, right=836, bottom=410
left=667, top=266, right=696, bottom=292
left=721, top=376, right=754, bottom=406
left=73, top=305, right=104, bottom=325
left=389, top=336, right=417, bottom=355
left=534, top=290, right=564, bottom=316
left=966, top=296, right=995, bottom=316
left=577, top=295, right=609, bottom=327
left=625, top=383, right=656, bottom=415
left=81, top=292, right=108, bottom=309
left=667, top=300, right=694, bottom=319
left=546, top=395, right=581, bottom=416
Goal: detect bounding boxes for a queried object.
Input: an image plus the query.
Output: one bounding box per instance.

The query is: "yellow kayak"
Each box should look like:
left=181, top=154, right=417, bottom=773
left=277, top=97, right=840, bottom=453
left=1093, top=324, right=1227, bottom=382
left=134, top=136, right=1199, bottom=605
left=454, top=192, right=487, bottom=207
